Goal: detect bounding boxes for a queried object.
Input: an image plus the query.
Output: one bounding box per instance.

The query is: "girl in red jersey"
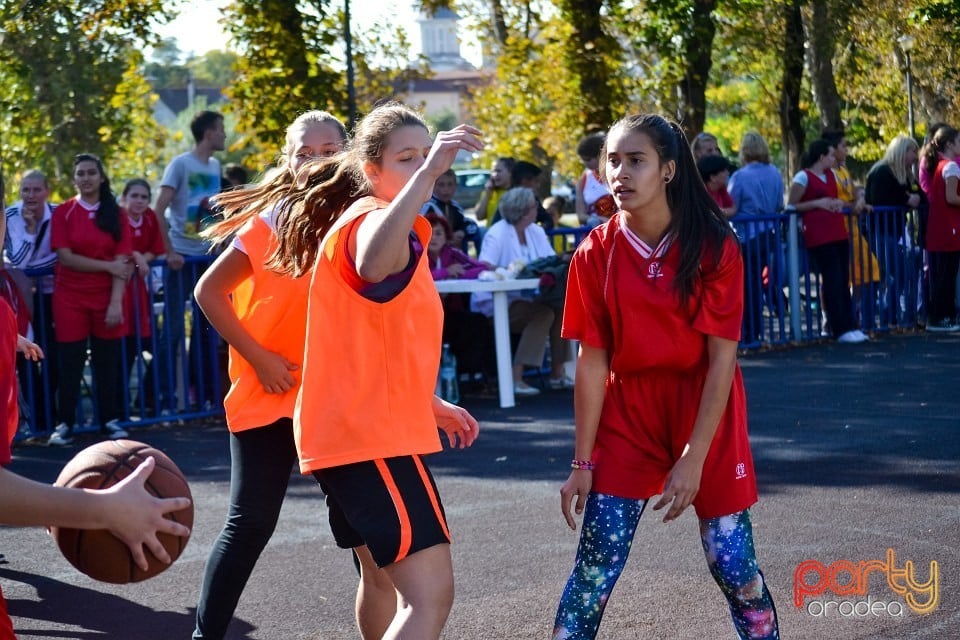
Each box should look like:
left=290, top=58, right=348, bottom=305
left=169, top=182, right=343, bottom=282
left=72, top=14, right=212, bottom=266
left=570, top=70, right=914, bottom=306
left=919, top=125, right=960, bottom=331
left=270, top=103, right=480, bottom=640
left=47, top=154, right=133, bottom=446
left=119, top=178, right=166, bottom=408
left=554, top=114, right=779, bottom=639
left=191, top=111, right=348, bottom=640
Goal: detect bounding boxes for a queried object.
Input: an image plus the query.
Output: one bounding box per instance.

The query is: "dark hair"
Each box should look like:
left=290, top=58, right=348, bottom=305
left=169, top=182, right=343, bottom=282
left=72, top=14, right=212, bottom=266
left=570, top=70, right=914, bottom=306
left=122, top=177, right=151, bottom=200
left=603, top=114, right=733, bottom=303
left=190, top=110, right=224, bottom=144
left=920, top=125, right=960, bottom=179
left=424, top=212, right=453, bottom=242
left=74, top=153, right=122, bottom=241
left=802, top=139, right=833, bottom=169
left=821, top=129, right=845, bottom=148
left=511, top=160, right=541, bottom=185
left=269, top=103, right=428, bottom=277
left=223, top=164, right=249, bottom=189
left=924, top=122, right=948, bottom=145
left=697, top=155, right=733, bottom=183
left=576, top=132, right=606, bottom=160
left=438, top=168, right=457, bottom=181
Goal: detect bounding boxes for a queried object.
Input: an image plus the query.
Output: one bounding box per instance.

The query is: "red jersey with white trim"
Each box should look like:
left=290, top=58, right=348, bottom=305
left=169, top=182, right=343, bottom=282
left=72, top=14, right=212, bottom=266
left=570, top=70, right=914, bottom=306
left=51, top=198, right=133, bottom=297
left=562, top=213, right=757, bottom=518
left=1, top=297, right=17, bottom=467
left=123, top=208, right=165, bottom=337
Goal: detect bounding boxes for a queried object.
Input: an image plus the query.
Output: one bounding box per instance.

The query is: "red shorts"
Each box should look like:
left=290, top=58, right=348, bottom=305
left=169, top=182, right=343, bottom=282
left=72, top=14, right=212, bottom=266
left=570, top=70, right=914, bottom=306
left=314, top=455, right=451, bottom=568
left=53, top=290, right=125, bottom=342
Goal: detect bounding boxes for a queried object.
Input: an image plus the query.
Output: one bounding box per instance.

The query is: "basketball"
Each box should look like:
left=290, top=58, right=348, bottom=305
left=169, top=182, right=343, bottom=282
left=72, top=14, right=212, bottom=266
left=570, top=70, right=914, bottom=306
left=49, top=439, right=194, bottom=583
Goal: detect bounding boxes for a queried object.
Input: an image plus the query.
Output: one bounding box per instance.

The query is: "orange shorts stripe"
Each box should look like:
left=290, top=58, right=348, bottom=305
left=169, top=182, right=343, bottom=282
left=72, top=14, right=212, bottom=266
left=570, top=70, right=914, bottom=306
left=412, top=455, right=451, bottom=540
left=374, top=458, right=412, bottom=563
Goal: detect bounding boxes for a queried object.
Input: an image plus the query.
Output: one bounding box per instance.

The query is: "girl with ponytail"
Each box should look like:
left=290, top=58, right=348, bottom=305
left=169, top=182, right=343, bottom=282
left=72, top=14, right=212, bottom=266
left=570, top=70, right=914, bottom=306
left=192, top=110, right=348, bottom=639
left=47, top=154, right=133, bottom=446
left=555, top=114, right=779, bottom=639
left=919, top=125, right=960, bottom=331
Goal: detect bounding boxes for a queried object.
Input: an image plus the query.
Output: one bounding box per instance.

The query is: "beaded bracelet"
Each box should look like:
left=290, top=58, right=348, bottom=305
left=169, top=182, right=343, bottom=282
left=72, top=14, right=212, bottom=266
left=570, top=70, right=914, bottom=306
left=570, top=459, right=595, bottom=470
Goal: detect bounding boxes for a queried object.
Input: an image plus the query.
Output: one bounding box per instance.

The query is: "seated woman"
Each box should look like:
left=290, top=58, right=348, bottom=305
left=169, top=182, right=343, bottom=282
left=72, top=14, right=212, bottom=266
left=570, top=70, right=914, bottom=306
left=471, top=187, right=569, bottom=395
left=425, top=213, right=494, bottom=378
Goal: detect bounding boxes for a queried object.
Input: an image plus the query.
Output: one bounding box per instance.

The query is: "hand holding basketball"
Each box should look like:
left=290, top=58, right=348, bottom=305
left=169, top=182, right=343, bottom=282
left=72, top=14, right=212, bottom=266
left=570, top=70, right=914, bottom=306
left=50, top=440, right=194, bottom=583
left=99, top=455, right=192, bottom=570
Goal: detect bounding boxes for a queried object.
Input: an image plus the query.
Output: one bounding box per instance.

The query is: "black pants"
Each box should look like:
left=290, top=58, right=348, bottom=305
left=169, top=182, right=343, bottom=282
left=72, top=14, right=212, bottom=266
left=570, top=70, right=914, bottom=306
left=928, top=251, right=960, bottom=324
left=16, top=292, right=58, bottom=429
left=193, top=419, right=299, bottom=640
left=808, top=240, right=857, bottom=337
left=57, top=336, right=123, bottom=431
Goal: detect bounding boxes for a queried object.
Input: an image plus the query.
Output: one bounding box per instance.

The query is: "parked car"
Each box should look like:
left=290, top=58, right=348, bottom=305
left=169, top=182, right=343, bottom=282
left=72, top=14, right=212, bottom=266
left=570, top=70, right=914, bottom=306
left=454, top=169, right=490, bottom=212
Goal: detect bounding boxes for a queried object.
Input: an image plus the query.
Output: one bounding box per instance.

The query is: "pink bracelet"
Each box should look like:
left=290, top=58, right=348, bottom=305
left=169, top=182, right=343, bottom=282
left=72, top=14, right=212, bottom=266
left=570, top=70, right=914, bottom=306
left=570, top=459, right=595, bottom=470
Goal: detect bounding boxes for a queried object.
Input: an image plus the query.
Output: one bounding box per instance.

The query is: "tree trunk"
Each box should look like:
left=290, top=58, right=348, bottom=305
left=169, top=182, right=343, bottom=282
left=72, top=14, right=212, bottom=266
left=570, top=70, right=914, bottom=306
left=806, top=0, right=843, bottom=132
left=559, top=0, right=616, bottom=135
left=780, top=0, right=805, bottom=177
left=678, top=0, right=716, bottom=139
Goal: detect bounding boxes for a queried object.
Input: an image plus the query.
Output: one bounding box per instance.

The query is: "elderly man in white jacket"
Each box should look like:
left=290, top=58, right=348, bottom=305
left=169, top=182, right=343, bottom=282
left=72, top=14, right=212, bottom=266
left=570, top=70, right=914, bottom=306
left=472, top=186, right=570, bottom=395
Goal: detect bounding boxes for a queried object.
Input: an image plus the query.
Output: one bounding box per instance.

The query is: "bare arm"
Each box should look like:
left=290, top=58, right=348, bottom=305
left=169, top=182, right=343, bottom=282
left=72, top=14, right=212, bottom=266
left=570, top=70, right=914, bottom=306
left=105, top=262, right=128, bottom=327
left=652, top=335, right=738, bottom=522
left=474, top=182, right=494, bottom=222
left=153, top=186, right=184, bottom=270
left=354, top=125, right=483, bottom=282
left=195, top=247, right=298, bottom=394
left=787, top=182, right=842, bottom=212
left=946, top=175, right=960, bottom=206
left=56, top=248, right=127, bottom=276
left=0, top=458, right=191, bottom=570
left=560, top=343, right=610, bottom=530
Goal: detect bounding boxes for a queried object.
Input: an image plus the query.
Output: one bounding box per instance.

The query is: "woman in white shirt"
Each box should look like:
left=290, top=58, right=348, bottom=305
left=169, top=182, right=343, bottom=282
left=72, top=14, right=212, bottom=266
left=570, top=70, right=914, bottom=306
left=472, top=187, right=560, bottom=395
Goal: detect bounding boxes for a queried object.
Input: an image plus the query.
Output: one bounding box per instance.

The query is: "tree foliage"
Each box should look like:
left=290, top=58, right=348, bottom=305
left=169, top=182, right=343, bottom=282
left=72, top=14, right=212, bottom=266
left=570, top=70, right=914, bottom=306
left=0, top=0, right=176, bottom=199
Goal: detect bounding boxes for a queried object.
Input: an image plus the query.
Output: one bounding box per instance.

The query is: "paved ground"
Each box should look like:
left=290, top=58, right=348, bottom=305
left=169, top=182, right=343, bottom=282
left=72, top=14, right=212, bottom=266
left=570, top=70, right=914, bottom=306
left=1, top=333, right=958, bottom=639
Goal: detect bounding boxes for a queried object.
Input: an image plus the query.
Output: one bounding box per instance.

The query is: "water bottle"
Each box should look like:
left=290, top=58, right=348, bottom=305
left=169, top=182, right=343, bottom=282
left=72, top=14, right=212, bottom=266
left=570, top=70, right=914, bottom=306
left=437, top=343, right=460, bottom=404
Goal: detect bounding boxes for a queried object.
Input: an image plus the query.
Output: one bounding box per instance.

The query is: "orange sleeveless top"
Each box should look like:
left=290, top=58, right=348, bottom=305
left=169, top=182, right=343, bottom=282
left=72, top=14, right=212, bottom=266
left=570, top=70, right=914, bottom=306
left=294, top=196, right=443, bottom=472
left=223, top=214, right=310, bottom=432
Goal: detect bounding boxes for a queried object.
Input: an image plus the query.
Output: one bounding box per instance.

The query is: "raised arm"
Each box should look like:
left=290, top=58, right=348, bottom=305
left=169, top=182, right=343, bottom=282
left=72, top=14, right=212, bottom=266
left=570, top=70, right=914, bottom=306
left=153, top=186, right=184, bottom=270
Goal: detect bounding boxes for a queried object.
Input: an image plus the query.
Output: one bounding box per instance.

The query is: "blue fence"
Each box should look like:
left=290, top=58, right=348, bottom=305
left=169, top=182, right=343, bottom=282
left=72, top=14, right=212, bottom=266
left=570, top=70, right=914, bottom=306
left=12, top=206, right=922, bottom=440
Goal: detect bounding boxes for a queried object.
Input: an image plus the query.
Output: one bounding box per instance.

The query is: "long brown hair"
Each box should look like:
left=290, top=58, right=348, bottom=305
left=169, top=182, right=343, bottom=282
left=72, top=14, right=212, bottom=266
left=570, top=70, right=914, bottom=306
left=268, top=102, right=428, bottom=277
left=921, top=125, right=959, bottom=179
left=201, top=111, right=347, bottom=243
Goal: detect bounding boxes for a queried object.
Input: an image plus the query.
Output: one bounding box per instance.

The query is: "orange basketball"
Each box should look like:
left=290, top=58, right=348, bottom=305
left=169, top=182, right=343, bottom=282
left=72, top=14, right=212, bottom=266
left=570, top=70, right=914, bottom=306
left=49, top=439, right=193, bottom=583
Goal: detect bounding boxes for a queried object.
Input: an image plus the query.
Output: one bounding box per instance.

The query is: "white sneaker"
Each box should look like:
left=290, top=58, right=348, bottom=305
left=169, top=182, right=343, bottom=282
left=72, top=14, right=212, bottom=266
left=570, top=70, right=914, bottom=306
left=103, top=419, right=129, bottom=440
left=837, top=330, right=868, bottom=344
left=549, top=375, right=575, bottom=389
left=47, top=423, right=74, bottom=447
left=513, top=381, right=541, bottom=396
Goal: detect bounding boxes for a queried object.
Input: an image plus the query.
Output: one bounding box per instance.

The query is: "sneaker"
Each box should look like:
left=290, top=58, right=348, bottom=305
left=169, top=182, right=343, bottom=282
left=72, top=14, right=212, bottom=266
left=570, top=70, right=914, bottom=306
left=47, top=423, right=74, bottom=447
left=926, top=319, right=960, bottom=333
left=549, top=375, right=575, bottom=389
left=513, top=381, right=541, bottom=396
left=837, top=330, right=868, bottom=344
left=103, top=419, right=129, bottom=440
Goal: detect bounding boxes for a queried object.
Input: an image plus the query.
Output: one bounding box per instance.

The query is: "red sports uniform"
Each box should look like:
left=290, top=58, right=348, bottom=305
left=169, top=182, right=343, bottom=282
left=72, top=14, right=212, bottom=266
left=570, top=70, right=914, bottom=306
left=562, top=213, right=758, bottom=519
left=51, top=198, right=132, bottom=342
left=123, top=208, right=165, bottom=338
left=1, top=299, right=16, bottom=639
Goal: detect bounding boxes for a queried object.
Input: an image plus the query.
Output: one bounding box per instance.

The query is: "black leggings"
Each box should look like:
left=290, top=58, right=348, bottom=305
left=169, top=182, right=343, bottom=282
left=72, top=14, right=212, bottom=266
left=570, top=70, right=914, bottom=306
left=193, top=419, right=298, bottom=640
left=57, top=336, right=122, bottom=431
left=928, top=251, right=960, bottom=324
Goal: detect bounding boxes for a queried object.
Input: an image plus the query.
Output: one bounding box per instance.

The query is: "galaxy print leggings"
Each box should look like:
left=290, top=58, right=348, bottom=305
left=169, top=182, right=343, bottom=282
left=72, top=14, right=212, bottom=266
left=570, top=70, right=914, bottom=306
left=553, top=493, right=779, bottom=639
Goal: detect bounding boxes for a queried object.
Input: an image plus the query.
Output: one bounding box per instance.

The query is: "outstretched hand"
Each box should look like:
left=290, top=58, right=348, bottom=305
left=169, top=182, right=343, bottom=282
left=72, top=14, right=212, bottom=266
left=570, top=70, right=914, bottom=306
left=102, top=457, right=192, bottom=571
left=423, top=124, right=484, bottom=179
left=432, top=395, right=480, bottom=449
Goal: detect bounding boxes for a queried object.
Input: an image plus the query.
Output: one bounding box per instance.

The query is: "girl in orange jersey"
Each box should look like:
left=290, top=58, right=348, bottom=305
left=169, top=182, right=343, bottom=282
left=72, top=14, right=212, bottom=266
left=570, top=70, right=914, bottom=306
left=191, top=111, right=348, bottom=640
left=270, top=103, right=480, bottom=640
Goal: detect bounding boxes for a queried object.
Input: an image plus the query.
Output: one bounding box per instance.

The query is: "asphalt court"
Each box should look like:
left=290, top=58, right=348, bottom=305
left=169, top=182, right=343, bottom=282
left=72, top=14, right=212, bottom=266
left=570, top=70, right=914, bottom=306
left=1, top=332, right=958, bottom=639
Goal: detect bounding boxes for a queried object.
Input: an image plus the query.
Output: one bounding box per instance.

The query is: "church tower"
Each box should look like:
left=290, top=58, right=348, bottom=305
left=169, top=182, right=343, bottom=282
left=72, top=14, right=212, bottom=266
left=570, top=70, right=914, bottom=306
left=417, top=7, right=474, bottom=71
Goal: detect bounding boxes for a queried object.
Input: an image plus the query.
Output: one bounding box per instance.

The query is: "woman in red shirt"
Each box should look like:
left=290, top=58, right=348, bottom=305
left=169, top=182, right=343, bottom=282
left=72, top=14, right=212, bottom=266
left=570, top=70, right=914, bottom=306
left=47, top=154, right=132, bottom=446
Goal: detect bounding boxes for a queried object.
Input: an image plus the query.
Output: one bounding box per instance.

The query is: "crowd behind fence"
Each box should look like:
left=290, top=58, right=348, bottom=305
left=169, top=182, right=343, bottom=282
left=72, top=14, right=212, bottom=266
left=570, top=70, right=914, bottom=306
left=13, top=205, right=923, bottom=441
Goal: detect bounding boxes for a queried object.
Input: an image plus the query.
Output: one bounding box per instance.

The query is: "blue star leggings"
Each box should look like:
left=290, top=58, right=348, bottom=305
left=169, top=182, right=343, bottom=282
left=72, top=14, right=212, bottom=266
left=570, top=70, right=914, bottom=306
left=553, top=493, right=779, bottom=639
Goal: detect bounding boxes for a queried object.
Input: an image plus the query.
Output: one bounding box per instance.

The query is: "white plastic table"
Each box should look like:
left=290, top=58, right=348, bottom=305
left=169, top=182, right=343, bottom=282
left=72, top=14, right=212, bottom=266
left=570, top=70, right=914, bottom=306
left=434, top=278, right=541, bottom=408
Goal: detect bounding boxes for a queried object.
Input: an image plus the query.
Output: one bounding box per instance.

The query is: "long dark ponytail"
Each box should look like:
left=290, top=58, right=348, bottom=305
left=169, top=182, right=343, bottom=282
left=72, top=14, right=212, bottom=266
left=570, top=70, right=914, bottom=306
left=920, top=126, right=959, bottom=180
left=603, top=114, right=733, bottom=303
left=74, top=153, right=122, bottom=242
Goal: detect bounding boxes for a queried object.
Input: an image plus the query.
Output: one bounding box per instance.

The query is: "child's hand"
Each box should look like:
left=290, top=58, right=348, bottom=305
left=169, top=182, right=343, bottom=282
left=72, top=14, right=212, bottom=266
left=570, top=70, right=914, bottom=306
left=16, top=335, right=43, bottom=361
left=251, top=349, right=299, bottom=394
left=432, top=395, right=479, bottom=448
